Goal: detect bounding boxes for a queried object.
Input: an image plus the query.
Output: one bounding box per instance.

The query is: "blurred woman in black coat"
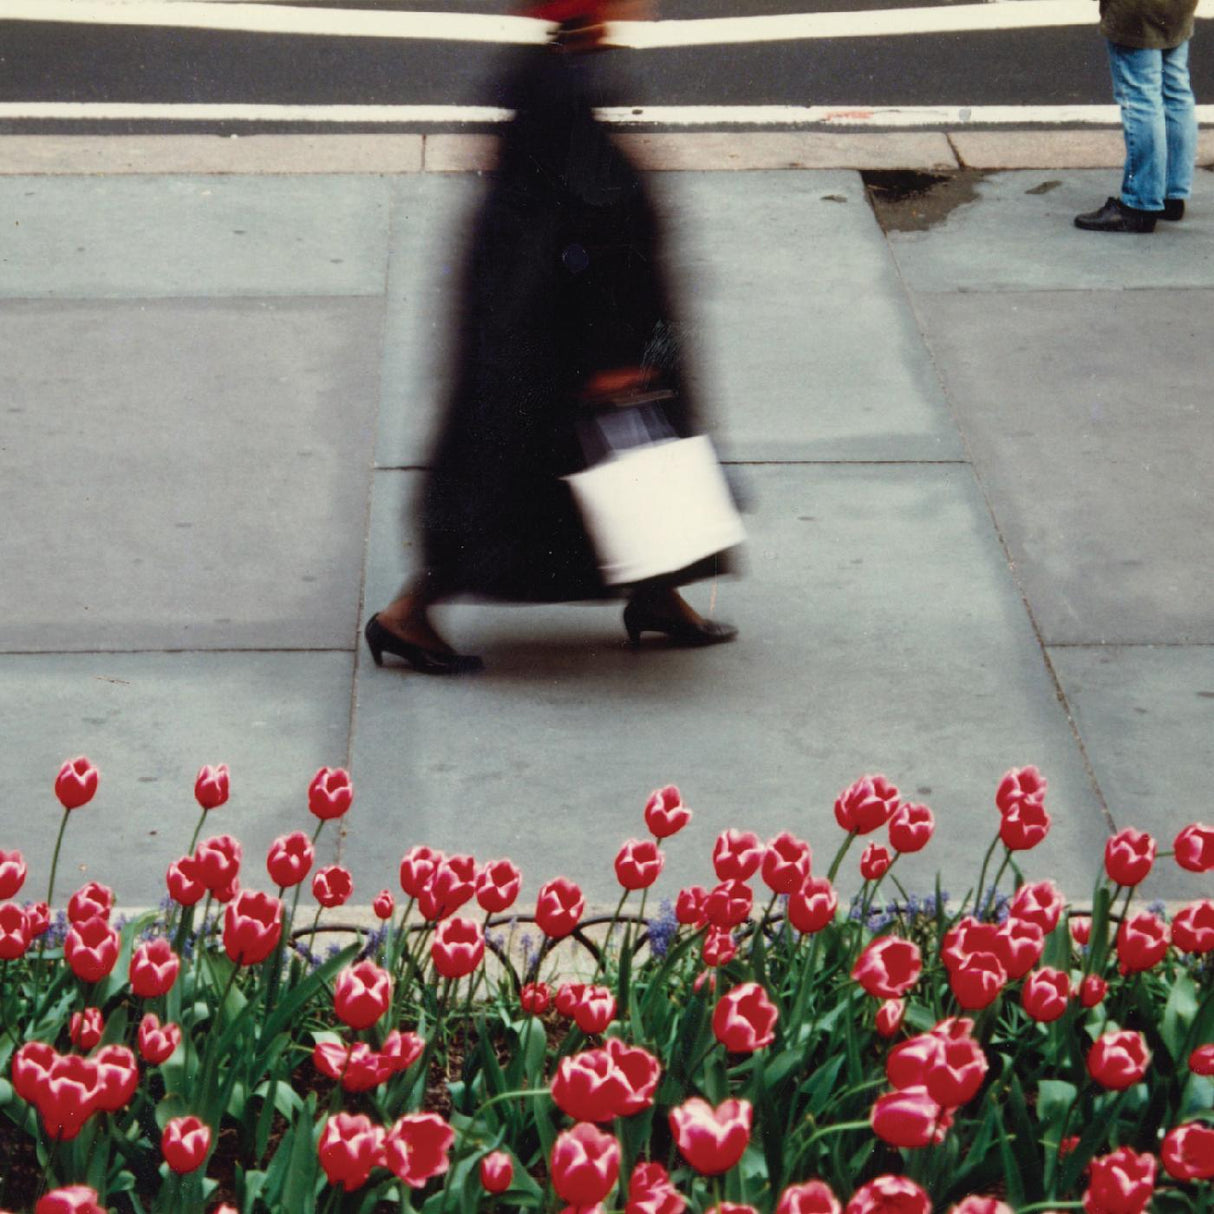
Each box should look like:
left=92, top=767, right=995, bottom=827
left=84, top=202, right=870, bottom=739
left=365, top=0, right=737, bottom=674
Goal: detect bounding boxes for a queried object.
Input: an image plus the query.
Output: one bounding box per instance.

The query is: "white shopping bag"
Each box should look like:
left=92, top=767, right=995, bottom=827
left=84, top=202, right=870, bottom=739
left=565, top=435, right=746, bottom=585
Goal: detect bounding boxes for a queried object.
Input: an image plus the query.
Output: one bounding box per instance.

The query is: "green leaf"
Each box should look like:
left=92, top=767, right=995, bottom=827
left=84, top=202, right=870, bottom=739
left=1161, top=973, right=1198, bottom=1062
left=281, top=1094, right=321, bottom=1210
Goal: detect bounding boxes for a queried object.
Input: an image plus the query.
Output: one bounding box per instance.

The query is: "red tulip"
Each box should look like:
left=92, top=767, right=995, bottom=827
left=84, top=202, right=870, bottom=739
left=265, top=832, right=314, bottom=888
left=701, top=927, right=737, bottom=968
left=475, top=858, right=521, bottom=912
left=137, top=1013, right=181, bottom=1065
left=834, top=775, right=899, bottom=835
left=875, top=998, right=906, bottom=1038
left=871, top=1087, right=950, bottom=1148
left=1087, top=1031, right=1150, bottom=1089
left=860, top=843, right=892, bottom=881
left=999, top=799, right=1051, bottom=851
left=129, top=937, right=180, bottom=998
left=35, top=1187, right=106, bottom=1214
left=1079, top=973, right=1107, bottom=1007
left=0, top=903, right=31, bottom=960
left=1115, top=912, right=1169, bottom=973
left=223, top=889, right=282, bottom=966
left=194, top=835, right=242, bottom=894
left=761, top=832, right=812, bottom=894
left=11, top=1041, right=56, bottom=1106
left=69, top=1008, right=104, bottom=1051
left=1173, top=822, right=1213, bottom=872
left=312, top=864, right=353, bottom=909
left=65, top=916, right=120, bottom=983
left=941, top=917, right=1000, bottom=971
left=1161, top=1121, right=1214, bottom=1180
left=1021, top=967, right=1071, bottom=1022
left=521, top=981, right=551, bottom=1014
left=36, top=1055, right=101, bottom=1140
left=787, top=876, right=837, bottom=934
left=25, top=900, right=50, bottom=938
left=431, top=916, right=484, bottom=979
left=334, top=960, right=393, bottom=1029
left=627, top=1160, right=686, bottom=1214
left=851, top=936, right=922, bottom=999
left=0, top=849, right=26, bottom=900
left=480, top=1150, right=514, bottom=1193
left=55, top=757, right=98, bottom=811
left=1009, top=880, right=1064, bottom=934
left=193, top=764, right=229, bottom=811
left=313, top=1042, right=392, bottom=1092
left=704, top=880, right=753, bottom=929
left=308, top=766, right=353, bottom=821
left=712, top=982, right=778, bottom=1052
left=67, top=882, right=113, bottom=925
left=887, top=1027, right=987, bottom=1108
left=888, top=802, right=934, bottom=853
left=669, top=1097, right=751, bottom=1175
left=995, top=766, right=1047, bottom=814
left=994, top=917, right=1044, bottom=980
left=949, top=1201, right=1013, bottom=1214
left=1104, top=828, right=1155, bottom=886
left=777, top=1181, right=841, bottom=1214
left=1170, top=898, right=1214, bottom=954
left=555, top=982, right=584, bottom=1018
left=380, top=1029, right=424, bottom=1074
left=373, top=889, right=395, bottom=920
left=418, top=853, right=476, bottom=920
left=570, top=984, right=616, bottom=1034
left=644, top=786, right=691, bottom=839
left=550, top=1122, right=621, bottom=1205
left=383, top=1112, right=454, bottom=1188
left=712, top=829, right=764, bottom=882
left=318, top=1112, right=385, bottom=1191
left=1083, top=1146, right=1155, bottom=1214
left=604, top=1037, right=660, bottom=1115
left=615, top=838, right=665, bottom=891
left=535, top=877, right=585, bottom=938
left=1191, top=1044, right=1214, bottom=1074
left=552, top=1050, right=630, bottom=1122
left=673, top=885, right=708, bottom=928
left=93, top=1044, right=138, bottom=1113
left=706, top=1206, right=758, bottom=1214
left=1070, top=916, right=1092, bottom=946
left=166, top=854, right=207, bottom=907
left=162, top=1115, right=211, bottom=1174
left=948, top=951, right=1007, bottom=1010
left=399, top=845, right=444, bottom=898
left=845, top=1176, right=930, bottom=1214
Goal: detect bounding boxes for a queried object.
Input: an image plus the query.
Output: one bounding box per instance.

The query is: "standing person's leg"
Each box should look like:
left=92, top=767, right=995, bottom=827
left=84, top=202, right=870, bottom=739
left=1076, top=42, right=1164, bottom=231
left=1160, top=39, right=1198, bottom=219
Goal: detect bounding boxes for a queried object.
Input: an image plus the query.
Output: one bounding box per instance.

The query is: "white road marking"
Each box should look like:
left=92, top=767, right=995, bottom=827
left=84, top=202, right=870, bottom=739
left=4, top=0, right=1209, bottom=43
left=5, top=101, right=1213, bottom=125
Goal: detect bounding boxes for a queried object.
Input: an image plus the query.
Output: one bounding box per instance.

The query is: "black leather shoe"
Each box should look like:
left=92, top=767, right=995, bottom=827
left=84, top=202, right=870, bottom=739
left=1160, top=198, right=1185, bottom=221
left=364, top=615, right=484, bottom=674
left=623, top=600, right=738, bottom=648
left=1074, top=197, right=1156, bottom=233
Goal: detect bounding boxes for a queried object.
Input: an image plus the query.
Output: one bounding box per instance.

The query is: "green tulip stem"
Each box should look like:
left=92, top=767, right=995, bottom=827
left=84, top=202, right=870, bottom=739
left=801, top=1118, right=871, bottom=1147
left=186, top=807, right=207, bottom=857
left=44, top=807, right=71, bottom=910
left=825, top=833, right=856, bottom=885
left=965, top=833, right=1002, bottom=923
left=982, top=849, right=1014, bottom=918
left=592, top=889, right=630, bottom=985
left=755, top=890, right=779, bottom=958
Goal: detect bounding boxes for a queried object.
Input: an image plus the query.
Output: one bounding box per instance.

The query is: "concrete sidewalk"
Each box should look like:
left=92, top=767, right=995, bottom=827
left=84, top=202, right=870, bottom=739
left=1, top=134, right=1210, bottom=917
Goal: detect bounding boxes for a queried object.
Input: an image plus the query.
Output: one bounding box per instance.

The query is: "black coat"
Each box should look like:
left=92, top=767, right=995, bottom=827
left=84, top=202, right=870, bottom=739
left=417, top=37, right=711, bottom=603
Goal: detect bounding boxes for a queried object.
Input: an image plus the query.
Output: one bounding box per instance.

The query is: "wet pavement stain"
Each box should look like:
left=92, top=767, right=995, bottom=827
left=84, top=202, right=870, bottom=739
left=861, top=168, right=987, bottom=233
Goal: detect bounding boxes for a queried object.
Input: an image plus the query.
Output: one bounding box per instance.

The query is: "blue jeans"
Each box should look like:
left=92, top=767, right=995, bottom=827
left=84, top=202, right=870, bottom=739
left=1107, top=39, right=1198, bottom=211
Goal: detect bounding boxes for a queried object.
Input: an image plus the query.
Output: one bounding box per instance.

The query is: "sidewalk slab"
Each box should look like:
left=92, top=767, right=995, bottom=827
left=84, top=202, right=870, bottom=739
left=346, top=464, right=1107, bottom=906
left=1047, top=645, right=1214, bottom=902
left=886, top=170, right=1214, bottom=293
left=0, top=298, right=382, bottom=651
left=913, top=288, right=1214, bottom=645
left=0, top=653, right=352, bottom=905
left=376, top=171, right=965, bottom=466
left=0, top=176, right=391, bottom=298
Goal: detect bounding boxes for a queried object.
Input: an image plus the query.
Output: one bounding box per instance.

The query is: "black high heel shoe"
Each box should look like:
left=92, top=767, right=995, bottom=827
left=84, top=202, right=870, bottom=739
left=623, top=600, right=738, bottom=648
left=364, top=615, right=484, bottom=675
